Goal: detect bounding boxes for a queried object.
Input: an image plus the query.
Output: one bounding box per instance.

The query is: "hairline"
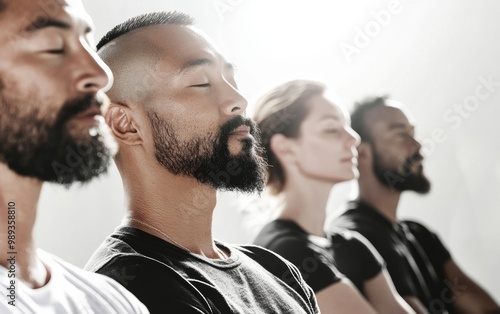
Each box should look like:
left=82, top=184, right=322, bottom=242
left=96, top=11, right=194, bottom=51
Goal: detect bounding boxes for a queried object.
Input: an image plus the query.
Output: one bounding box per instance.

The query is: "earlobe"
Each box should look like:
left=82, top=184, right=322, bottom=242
left=105, top=104, right=142, bottom=145
left=270, top=134, right=295, bottom=163
left=357, top=142, right=371, bottom=160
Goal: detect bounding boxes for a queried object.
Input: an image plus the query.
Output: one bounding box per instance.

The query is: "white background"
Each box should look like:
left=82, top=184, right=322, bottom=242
left=35, top=0, right=500, bottom=300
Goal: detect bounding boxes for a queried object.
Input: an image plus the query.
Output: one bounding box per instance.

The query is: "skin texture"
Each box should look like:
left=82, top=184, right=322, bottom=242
left=266, top=94, right=413, bottom=313
left=287, top=95, right=359, bottom=185
left=0, top=0, right=111, bottom=288
left=357, top=102, right=500, bottom=313
left=365, top=270, right=416, bottom=314
left=102, top=24, right=255, bottom=258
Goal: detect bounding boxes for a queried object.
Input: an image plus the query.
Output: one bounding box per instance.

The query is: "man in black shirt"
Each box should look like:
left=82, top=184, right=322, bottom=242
left=333, top=96, right=499, bottom=313
left=85, top=12, right=318, bottom=313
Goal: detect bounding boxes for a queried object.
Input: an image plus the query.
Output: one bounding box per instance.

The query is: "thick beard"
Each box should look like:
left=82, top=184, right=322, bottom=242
left=149, top=111, right=267, bottom=193
left=0, top=90, right=114, bottom=186
left=372, top=144, right=431, bottom=193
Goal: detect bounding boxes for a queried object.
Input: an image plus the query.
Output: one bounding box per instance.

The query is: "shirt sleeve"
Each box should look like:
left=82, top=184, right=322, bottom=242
left=334, top=212, right=423, bottom=297
left=265, top=236, right=342, bottom=293
left=329, top=230, right=384, bottom=294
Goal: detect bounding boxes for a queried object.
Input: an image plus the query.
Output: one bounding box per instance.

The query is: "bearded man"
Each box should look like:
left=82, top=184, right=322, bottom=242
left=333, top=97, right=500, bottom=314
left=85, top=11, right=318, bottom=314
left=0, top=0, right=147, bottom=312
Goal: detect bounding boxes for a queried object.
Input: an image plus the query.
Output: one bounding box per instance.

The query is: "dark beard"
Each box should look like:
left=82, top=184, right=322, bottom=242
left=0, top=90, right=114, bottom=185
left=149, top=112, right=266, bottom=193
left=372, top=145, right=431, bottom=193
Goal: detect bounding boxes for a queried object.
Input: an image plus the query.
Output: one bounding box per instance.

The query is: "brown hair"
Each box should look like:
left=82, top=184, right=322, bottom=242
left=252, top=80, right=325, bottom=194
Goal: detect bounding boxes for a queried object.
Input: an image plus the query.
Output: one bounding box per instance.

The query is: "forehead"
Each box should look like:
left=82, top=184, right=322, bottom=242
left=366, top=105, right=412, bottom=135
left=304, top=94, right=345, bottom=122
left=0, top=0, right=91, bottom=36
left=121, top=24, right=224, bottom=69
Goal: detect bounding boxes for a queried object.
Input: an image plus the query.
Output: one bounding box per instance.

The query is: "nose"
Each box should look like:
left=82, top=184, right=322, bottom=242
left=75, top=39, right=113, bottom=93
left=220, top=81, right=248, bottom=116
left=411, top=136, right=422, bottom=151
left=345, top=126, right=361, bottom=147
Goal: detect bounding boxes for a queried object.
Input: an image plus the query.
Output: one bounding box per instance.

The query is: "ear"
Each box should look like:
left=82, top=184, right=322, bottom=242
left=357, top=142, right=372, bottom=164
left=270, top=133, right=296, bottom=164
left=105, top=103, right=142, bottom=145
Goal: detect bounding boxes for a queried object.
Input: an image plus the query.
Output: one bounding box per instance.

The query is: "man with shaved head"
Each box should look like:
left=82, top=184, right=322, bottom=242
left=85, top=11, right=318, bottom=313
left=333, top=97, right=500, bottom=313
left=0, top=0, right=148, bottom=312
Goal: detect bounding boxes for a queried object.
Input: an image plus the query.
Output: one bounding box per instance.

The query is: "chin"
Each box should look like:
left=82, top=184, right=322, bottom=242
left=229, top=139, right=255, bottom=156
left=339, top=170, right=358, bottom=183
left=227, top=141, right=243, bottom=156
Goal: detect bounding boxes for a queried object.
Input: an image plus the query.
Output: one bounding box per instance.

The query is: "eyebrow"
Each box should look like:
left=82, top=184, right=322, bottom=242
left=25, top=17, right=73, bottom=33
left=320, top=114, right=340, bottom=122
left=181, top=58, right=235, bottom=72
left=388, top=122, right=414, bottom=131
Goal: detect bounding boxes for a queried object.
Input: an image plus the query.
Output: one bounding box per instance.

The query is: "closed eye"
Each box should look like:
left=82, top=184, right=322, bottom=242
left=190, top=83, right=210, bottom=87
left=45, top=48, right=65, bottom=54
left=325, top=129, right=339, bottom=133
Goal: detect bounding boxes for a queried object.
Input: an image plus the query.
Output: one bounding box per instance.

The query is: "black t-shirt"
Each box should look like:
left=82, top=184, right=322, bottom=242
left=329, top=227, right=385, bottom=295
left=253, top=219, right=384, bottom=295
left=85, top=226, right=319, bottom=314
left=333, top=201, right=453, bottom=314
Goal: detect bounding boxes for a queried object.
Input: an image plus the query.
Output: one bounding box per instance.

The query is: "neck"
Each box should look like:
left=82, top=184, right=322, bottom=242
left=357, top=170, right=401, bottom=223
left=279, top=176, right=333, bottom=237
left=120, top=160, right=222, bottom=258
left=0, top=163, right=48, bottom=288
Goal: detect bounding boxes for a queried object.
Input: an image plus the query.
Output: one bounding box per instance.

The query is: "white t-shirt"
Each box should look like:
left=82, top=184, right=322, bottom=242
left=0, top=249, right=149, bottom=313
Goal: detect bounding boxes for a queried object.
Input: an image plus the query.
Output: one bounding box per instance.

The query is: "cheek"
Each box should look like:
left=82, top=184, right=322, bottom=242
left=154, top=103, right=219, bottom=142
left=296, top=138, right=343, bottom=174
left=0, top=73, right=62, bottom=123
left=6, top=61, right=66, bottom=97
left=374, top=147, right=405, bottom=174
left=385, top=147, right=409, bottom=167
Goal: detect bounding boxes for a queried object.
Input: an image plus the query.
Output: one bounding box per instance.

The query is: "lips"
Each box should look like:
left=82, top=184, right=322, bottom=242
left=73, top=107, right=102, bottom=120
left=341, top=154, right=358, bottom=164
left=229, top=125, right=251, bottom=136
left=342, top=156, right=356, bottom=161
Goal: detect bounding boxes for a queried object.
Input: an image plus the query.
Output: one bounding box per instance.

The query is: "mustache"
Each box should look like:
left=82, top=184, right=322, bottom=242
left=53, top=93, right=105, bottom=129
left=404, top=151, right=424, bottom=168
left=219, top=115, right=259, bottom=140
left=409, top=151, right=423, bottom=162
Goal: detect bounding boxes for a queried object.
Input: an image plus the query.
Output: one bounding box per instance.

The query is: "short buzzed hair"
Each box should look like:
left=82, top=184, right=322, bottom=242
left=350, top=96, right=388, bottom=143
left=0, top=0, right=7, bottom=13
left=97, top=11, right=194, bottom=50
